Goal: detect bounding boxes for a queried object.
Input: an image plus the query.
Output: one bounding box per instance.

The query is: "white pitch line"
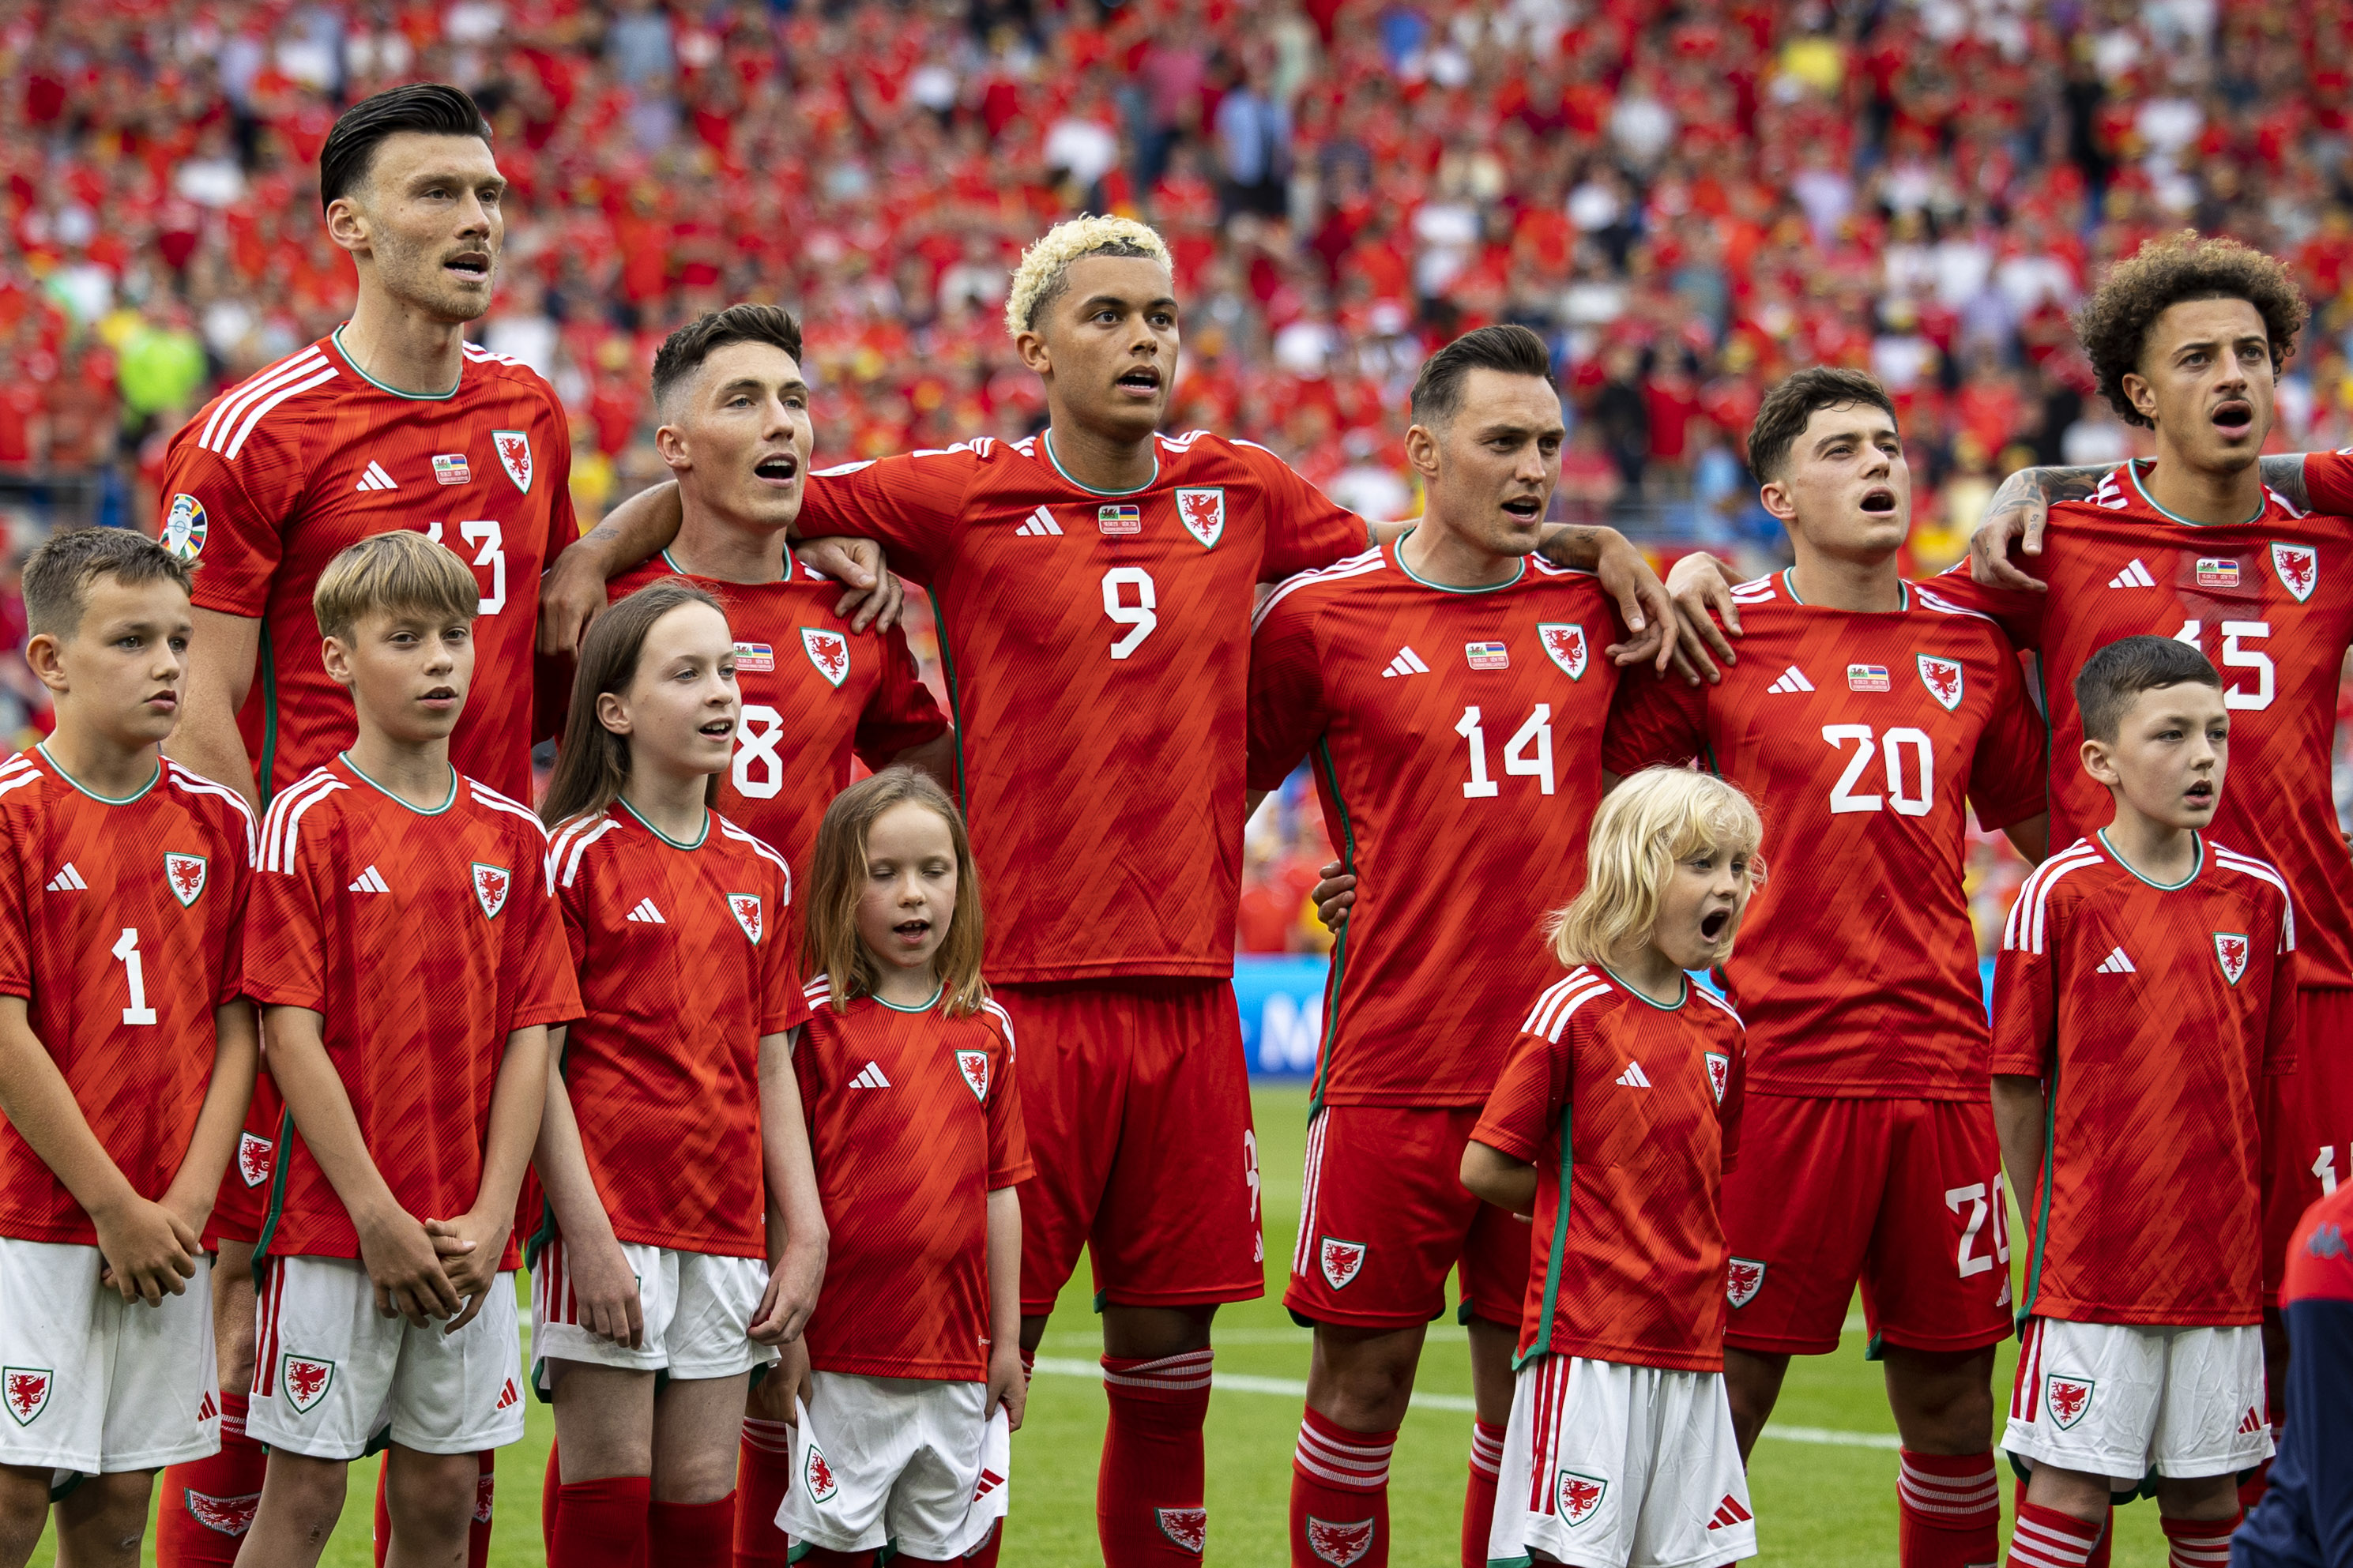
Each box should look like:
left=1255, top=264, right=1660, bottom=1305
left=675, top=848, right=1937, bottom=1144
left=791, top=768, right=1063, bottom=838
left=1030, top=1358, right=1902, bottom=1451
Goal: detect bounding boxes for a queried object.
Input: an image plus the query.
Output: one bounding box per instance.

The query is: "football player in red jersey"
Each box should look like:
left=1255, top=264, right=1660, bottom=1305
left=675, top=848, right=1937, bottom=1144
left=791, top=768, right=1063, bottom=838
left=237, top=533, right=578, bottom=1567
left=533, top=582, right=824, bottom=1568
left=1993, top=637, right=2292, bottom=1568
left=151, top=86, right=891, bottom=1567
left=781, top=769, right=1030, bottom=1565
left=1462, top=768, right=1761, bottom=1568
left=545, top=220, right=1685, bottom=1562
left=1675, top=235, right=2336, bottom=1546
left=0, top=530, right=257, bottom=1568
left=1245, top=327, right=1633, bottom=1568
left=1579, top=368, right=2047, bottom=1568
left=603, top=305, right=950, bottom=1567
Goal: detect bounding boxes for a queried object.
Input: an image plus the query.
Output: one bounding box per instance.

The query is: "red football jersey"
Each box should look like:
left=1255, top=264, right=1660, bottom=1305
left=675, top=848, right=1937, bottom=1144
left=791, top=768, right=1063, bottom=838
left=1476, top=966, right=1747, bottom=1371
left=1936, top=459, right=2353, bottom=987
left=157, top=334, right=578, bottom=803
left=544, top=805, right=808, bottom=1258
left=244, top=758, right=581, bottom=1262
left=1605, top=572, right=2047, bottom=1098
left=796, top=981, right=1031, bottom=1381
left=607, top=551, right=946, bottom=893
left=1247, top=540, right=1623, bottom=1107
left=1993, top=833, right=2297, bottom=1325
left=0, top=750, right=254, bottom=1247
left=801, top=431, right=1367, bottom=981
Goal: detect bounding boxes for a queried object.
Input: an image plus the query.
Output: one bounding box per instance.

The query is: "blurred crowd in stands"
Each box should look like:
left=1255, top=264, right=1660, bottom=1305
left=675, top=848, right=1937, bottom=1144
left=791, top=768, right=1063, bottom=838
left=0, top=0, right=2351, bottom=949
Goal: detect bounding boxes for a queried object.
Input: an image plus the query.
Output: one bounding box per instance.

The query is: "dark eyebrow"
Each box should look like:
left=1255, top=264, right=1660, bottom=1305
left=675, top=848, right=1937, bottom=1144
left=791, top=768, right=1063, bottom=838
left=1474, top=423, right=1568, bottom=443
left=1079, top=295, right=1180, bottom=314
left=713, top=377, right=809, bottom=401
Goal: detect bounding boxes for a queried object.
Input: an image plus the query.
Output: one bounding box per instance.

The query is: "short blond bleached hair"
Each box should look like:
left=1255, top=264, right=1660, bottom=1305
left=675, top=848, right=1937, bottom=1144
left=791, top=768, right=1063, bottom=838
left=1549, top=768, right=1765, bottom=969
left=314, top=528, right=481, bottom=641
left=1003, top=215, right=1174, bottom=338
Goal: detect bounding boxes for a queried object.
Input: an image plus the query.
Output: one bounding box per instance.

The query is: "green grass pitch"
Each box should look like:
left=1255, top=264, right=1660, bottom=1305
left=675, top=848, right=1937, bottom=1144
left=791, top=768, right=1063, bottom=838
left=35, top=1085, right=2189, bottom=1563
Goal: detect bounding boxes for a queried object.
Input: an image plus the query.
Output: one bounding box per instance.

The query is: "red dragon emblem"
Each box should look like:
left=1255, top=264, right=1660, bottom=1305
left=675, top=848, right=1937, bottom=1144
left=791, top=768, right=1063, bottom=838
left=184, top=1489, right=262, bottom=1536
left=3, top=1369, right=49, bottom=1425
left=471, top=863, right=510, bottom=919
left=473, top=1472, right=495, bottom=1524
left=1319, top=1236, right=1367, bottom=1291
left=282, top=1356, right=333, bottom=1413
left=2214, top=932, right=2250, bottom=985
left=237, top=1131, right=273, bottom=1189
left=1725, top=1258, right=1765, bottom=1308
left=2274, top=541, right=2318, bottom=602
left=1558, top=1471, right=1607, bottom=1525
left=2046, top=1376, right=2095, bottom=1429
left=1156, top=1507, right=1207, bottom=1553
left=804, top=1445, right=839, bottom=1502
left=1175, top=487, right=1225, bottom=548
left=1305, top=1516, right=1375, bottom=1566
left=166, top=852, right=207, bottom=907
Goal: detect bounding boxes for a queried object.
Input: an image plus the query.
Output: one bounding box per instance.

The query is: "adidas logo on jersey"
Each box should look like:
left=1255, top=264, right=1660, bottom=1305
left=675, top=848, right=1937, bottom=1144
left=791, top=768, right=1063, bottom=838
left=1706, top=1495, right=1753, bottom=1531
left=353, top=461, right=398, bottom=493
left=849, top=1062, right=892, bottom=1089
left=347, top=866, right=390, bottom=893
left=1767, top=665, right=1814, bottom=694
left=2095, top=946, right=2135, bottom=974
left=625, top=898, right=664, bottom=924
left=44, top=863, right=86, bottom=891
left=495, top=1378, right=518, bottom=1411
left=1614, top=1061, right=1651, bottom=1089
left=2238, top=1406, right=2266, bottom=1435
left=2108, top=558, right=2156, bottom=588
left=1380, top=647, right=1430, bottom=679
left=1015, top=506, right=1063, bottom=536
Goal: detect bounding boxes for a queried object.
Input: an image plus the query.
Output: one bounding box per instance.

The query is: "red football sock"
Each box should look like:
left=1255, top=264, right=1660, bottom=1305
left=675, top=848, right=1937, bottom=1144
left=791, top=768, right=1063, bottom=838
left=554, top=1474, right=651, bottom=1568
left=2008, top=1498, right=2106, bottom=1567
left=1288, top=1405, right=1395, bottom=1568
left=735, top=1416, right=796, bottom=1566
left=544, top=1442, right=563, bottom=1563
left=156, top=1390, right=266, bottom=1566
left=649, top=1494, right=736, bottom=1567
left=1460, top=1419, right=1504, bottom=1568
left=1898, top=1450, right=2000, bottom=1568
left=469, top=1450, right=495, bottom=1568
left=1098, top=1349, right=1214, bottom=1564
left=2161, top=1510, right=2240, bottom=1568
left=2012, top=1476, right=2112, bottom=1568
left=373, top=1454, right=390, bottom=1568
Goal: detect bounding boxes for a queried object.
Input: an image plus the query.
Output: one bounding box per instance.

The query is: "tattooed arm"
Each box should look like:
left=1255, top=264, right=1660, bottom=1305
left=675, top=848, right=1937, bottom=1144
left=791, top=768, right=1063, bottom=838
left=1970, top=456, right=2313, bottom=591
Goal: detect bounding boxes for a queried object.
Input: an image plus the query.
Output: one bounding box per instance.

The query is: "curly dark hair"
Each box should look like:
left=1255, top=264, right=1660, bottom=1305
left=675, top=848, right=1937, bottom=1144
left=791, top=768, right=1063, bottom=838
left=2074, top=231, right=2309, bottom=428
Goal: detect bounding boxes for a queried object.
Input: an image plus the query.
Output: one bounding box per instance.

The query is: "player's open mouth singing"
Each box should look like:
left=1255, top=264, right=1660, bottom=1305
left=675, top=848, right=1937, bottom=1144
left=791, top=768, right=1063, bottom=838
left=754, top=453, right=799, bottom=487
left=1858, top=486, right=1898, bottom=515
left=2185, top=778, right=2214, bottom=803
left=1500, top=494, right=1543, bottom=521
left=698, top=717, right=735, bottom=739
left=2211, top=398, right=2253, bottom=435
left=1114, top=365, right=1161, bottom=397
left=418, top=684, right=458, bottom=711
left=443, top=249, right=491, bottom=282
left=1700, top=907, right=1732, bottom=942
left=890, top=917, right=932, bottom=948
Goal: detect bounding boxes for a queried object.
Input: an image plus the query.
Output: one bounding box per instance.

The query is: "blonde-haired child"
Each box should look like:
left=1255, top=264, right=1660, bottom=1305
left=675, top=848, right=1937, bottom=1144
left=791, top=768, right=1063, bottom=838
left=779, top=768, right=1028, bottom=1565
left=1463, top=768, right=1764, bottom=1568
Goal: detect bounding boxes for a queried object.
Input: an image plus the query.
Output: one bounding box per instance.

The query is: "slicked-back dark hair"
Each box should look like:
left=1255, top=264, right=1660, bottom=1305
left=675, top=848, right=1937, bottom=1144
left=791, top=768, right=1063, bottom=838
left=2075, top=634, right=2223, bottom=743
left=2075, top=231, right=2309, bottom=427
left=319, top=84, right=493, bottom=213
left=24, top=526, right=193, bottom=640
left=1747, top=367, right=1899, bottom=482
left=650, top=304, right=807, bottom=412
left=1410, top=325, right=1554, bottom=427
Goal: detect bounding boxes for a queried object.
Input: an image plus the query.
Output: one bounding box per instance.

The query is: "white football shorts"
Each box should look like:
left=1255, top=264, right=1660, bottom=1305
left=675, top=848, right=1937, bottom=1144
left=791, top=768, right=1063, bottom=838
left=1489, top=1354, right=1757, bottom=1568
left=2005, top=1316, right=2271, bottom=1483
left=245, top=1255, right=524, bottom=1461
left=0, top=1238, right=217, bottom=1474
left=775, top=1371, right=1011, bottom=1559
left=529, top=1237, right=777, bottom=1391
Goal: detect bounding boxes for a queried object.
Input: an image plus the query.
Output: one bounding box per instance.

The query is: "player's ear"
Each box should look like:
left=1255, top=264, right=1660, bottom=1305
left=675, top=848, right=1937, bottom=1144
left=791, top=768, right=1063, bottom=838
left=2121, top=371, right=2157, bottom=425
left=1013, top=325, right=1052, bottom=378
left=21, top=633, right=66, bottom=696
left=324, top=195, right=370, bottom=258
left=319, top=634, right=355, bottom=689
left=1402, top=423, right=1440, bottom=479
left=654, top=422, right=690, bottom=474
left=594, top=689, right=633, bottom=737
left=2078, top=736, right=2118, bottom=787
left=1756, top=479, right=1798, bottom=525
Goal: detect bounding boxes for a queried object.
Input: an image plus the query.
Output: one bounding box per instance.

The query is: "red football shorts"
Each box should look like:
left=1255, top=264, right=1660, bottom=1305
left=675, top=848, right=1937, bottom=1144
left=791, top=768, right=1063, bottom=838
left=994, top=979, right=1267, bottom=1317
left=1719, top=1094, right=2012, bottom=1357
left=1284, top=1104, right=1531, bottom=1332
left=2261, top=986, right=2351, bottom=1296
